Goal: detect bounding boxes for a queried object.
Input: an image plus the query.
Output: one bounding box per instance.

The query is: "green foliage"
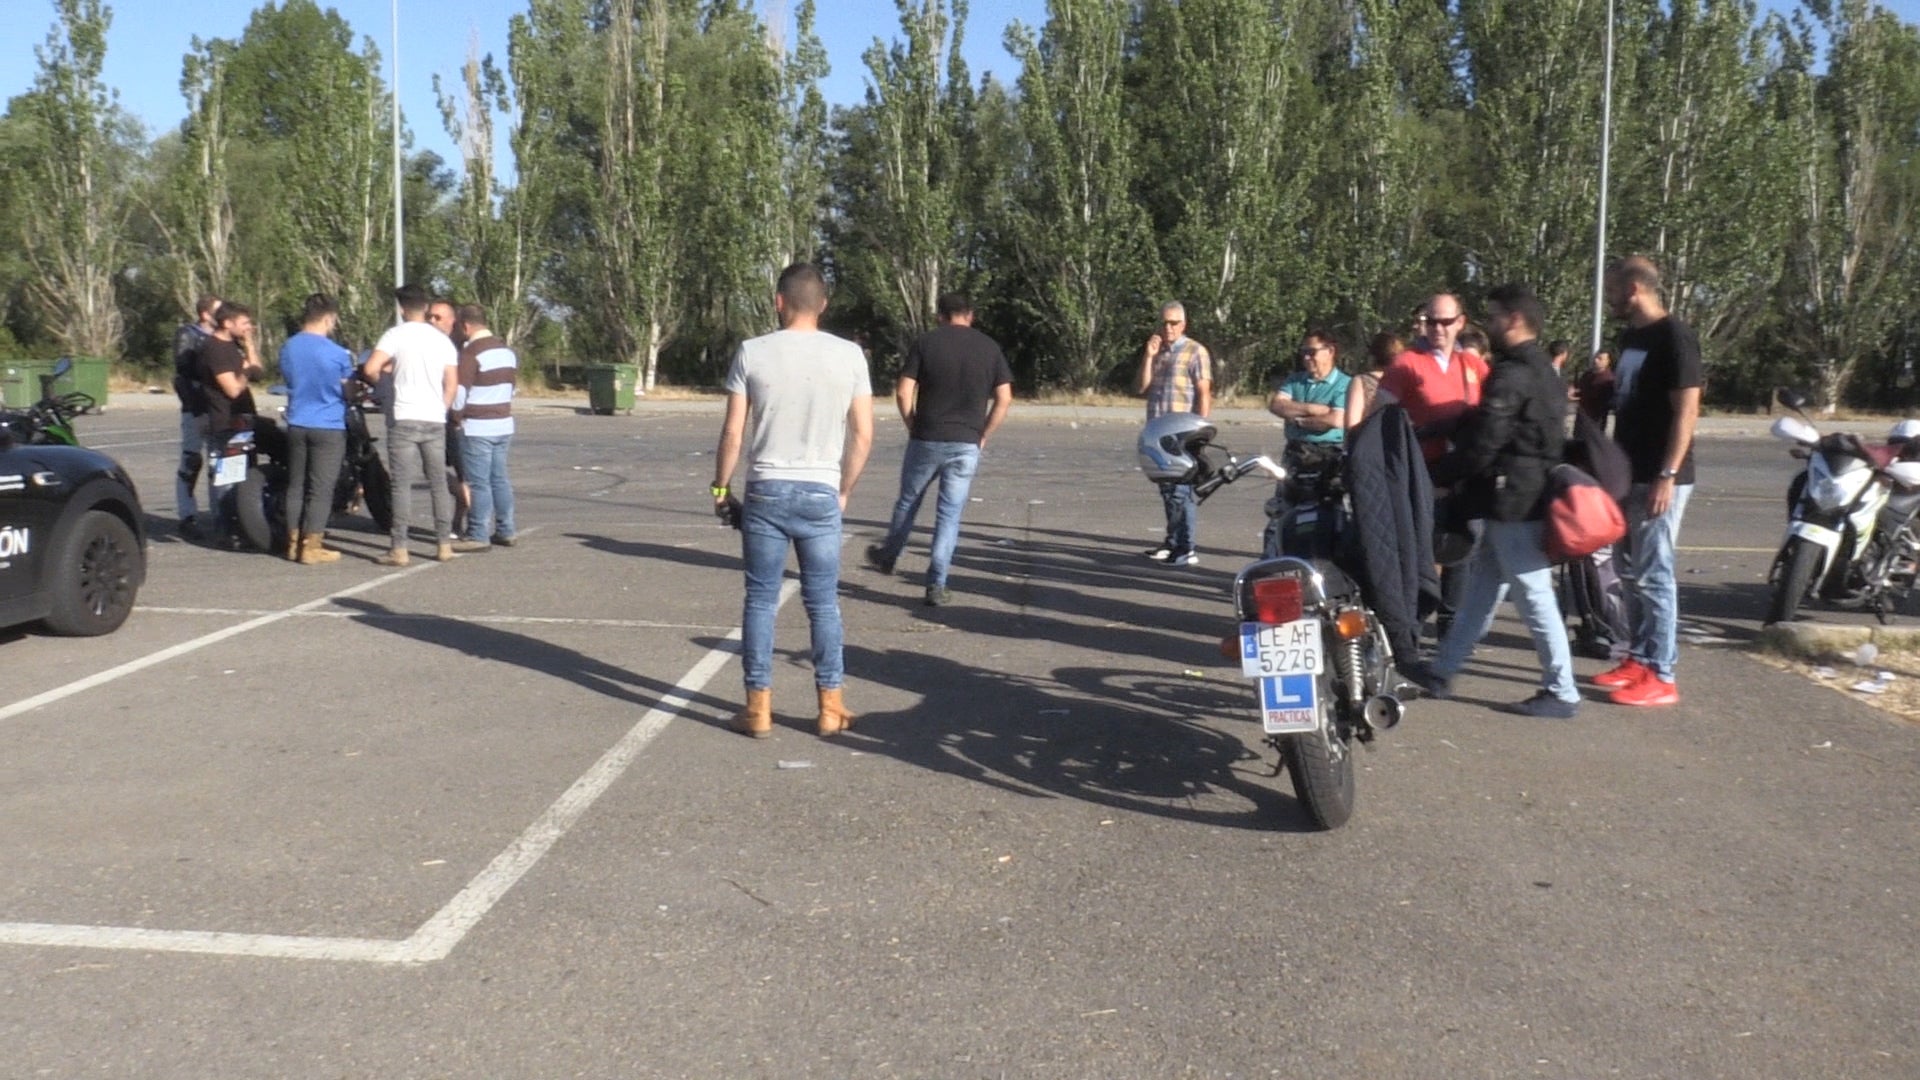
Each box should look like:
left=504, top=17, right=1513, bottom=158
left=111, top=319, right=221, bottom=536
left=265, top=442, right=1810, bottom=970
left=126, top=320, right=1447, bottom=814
left=3, top=0, right=1919, bottom=405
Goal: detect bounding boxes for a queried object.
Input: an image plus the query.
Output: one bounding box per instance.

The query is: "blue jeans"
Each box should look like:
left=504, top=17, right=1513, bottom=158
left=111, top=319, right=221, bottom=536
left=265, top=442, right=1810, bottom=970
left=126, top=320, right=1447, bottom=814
left=741, top=480, right=845, bottom=691
left=1434, top=519, right=1580, bottom=704
left=1619, top=483, right=1694, bottom=683
left=1158, top=481, right=1197, bottom=553
left=876, top=440, right=979, bottom=588
left=459, top=432, right=515, bottom=542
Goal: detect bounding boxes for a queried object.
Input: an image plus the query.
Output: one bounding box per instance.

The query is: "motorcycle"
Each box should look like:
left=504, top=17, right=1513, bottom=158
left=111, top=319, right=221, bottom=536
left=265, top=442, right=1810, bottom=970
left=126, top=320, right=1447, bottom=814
left=1765, top=388, right=1920, bottom=625
left=215, top=375, right=393, bottom=554
left=0, top=357, right=93, bottom=446
left=1139, top=414, right=1403, bottom=830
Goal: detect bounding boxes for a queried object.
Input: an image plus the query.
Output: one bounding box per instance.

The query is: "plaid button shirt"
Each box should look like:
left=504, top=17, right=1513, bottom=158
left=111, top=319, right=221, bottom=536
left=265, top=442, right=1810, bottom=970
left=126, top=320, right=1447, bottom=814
left=1145, top=336, right=1212, bottom=418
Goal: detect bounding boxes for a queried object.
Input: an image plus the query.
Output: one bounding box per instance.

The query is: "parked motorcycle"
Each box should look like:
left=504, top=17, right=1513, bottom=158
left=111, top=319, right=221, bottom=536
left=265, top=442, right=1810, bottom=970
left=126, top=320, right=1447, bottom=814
left=1138, top=414, right=1402, bottom=830
left=0, top=357, right=93, bottom=446
left=216, top=375, right=392, bottom=554
left=1765, top=388, right=1920, bottom=625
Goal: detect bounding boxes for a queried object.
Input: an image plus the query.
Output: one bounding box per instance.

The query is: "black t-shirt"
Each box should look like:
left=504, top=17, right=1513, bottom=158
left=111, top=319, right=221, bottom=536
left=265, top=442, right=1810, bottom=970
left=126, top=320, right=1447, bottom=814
left=901, top=324, right=1012, bottom=443
left=198, top=338, right=257, bottom=435
left=1611, top=316, right=1703, bottom=485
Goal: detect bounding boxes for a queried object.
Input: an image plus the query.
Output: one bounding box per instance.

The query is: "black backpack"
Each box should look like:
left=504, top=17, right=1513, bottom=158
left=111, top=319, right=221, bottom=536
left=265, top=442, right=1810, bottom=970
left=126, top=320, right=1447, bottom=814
left=1563, top=410, right=1631, bottom=501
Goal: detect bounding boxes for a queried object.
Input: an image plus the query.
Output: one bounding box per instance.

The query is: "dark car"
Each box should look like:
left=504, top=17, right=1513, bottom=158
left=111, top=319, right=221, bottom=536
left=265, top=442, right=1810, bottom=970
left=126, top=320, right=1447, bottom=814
left=0, top=427, right=146, bottom=636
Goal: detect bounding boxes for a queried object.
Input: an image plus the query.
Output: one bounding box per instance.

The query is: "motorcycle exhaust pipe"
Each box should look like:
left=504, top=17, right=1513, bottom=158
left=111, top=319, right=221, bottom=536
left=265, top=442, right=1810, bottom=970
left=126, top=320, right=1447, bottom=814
left=1362, top=693, right=1403, bottom=733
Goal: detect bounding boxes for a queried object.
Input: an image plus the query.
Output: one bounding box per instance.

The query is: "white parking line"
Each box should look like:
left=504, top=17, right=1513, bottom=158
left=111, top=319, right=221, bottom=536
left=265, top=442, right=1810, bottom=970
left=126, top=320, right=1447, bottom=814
left=0, top=579, right=796, bottom=964
left=85, top=438, right=181, bottom=450
left=135, top=607, right=739, bottom=632
left=0, top=565, right=433, bottom=725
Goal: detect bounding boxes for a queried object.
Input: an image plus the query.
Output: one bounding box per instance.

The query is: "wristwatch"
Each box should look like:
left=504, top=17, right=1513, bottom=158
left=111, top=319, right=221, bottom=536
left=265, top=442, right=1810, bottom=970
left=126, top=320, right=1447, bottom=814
left=1658, top=468, right=1679, bottom=480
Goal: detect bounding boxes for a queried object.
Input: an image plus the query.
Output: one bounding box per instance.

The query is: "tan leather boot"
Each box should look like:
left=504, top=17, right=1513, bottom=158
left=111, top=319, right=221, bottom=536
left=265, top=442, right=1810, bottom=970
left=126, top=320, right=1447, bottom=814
left=298, top=533, right=342, bottom=565
left=816, top=687, right=854, bottom=736
left=731, top=688, right=773, bottom=738
left=284, top=531, right=301, bottom=561
left=375, top=548, right=410, bottom=567
left=435, top=541, right=457, bottom=562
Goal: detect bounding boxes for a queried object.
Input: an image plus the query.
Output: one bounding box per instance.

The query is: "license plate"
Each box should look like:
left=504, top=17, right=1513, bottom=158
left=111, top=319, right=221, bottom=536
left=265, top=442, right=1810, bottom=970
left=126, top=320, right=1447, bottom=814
left=211, top=453, right=248, bottom=488
left=1239, top=618, right=1324, bottom=678
left=1257, top=673, right=1320, bottom=734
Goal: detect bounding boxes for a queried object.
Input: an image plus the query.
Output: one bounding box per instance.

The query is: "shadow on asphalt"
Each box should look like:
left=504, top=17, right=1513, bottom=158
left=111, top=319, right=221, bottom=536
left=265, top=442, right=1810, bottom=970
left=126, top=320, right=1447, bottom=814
left=331, top=597, right=738, bottom=726
left=565, top=531, right=737, bottom=573
left=835, top=644, right=1323, bottom=832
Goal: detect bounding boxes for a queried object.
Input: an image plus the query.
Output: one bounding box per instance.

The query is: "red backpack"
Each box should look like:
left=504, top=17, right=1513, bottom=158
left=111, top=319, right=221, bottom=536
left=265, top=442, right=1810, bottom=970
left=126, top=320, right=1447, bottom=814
left=1543, top=464, right=1627, bottom=561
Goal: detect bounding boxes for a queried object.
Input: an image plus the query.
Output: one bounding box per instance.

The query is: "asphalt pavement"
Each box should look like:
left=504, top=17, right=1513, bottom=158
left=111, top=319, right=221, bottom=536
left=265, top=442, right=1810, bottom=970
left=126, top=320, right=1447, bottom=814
left=3, top=396, right=1917, bottom=1078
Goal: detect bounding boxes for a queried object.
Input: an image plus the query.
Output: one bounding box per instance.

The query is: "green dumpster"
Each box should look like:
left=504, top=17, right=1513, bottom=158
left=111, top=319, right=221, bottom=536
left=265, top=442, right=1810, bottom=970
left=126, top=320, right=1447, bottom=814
left=586, top=363, right=639, bottom=415
left=0, top=357, right=110, bottom=411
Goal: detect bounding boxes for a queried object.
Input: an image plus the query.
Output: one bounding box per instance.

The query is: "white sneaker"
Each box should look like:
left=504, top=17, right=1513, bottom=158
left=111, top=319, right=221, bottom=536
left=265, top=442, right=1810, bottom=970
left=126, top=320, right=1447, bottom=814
left=1166, top=549, right=1199, bottom=567
left=1143, top=545, right=1175, bottom=562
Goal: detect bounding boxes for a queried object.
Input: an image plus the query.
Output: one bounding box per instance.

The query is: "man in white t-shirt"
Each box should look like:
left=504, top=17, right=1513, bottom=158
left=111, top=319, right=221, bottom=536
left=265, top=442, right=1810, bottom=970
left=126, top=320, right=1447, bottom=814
left=362, top=283, right=460, bottom=565
left=711, top=263, right=874, bottom=739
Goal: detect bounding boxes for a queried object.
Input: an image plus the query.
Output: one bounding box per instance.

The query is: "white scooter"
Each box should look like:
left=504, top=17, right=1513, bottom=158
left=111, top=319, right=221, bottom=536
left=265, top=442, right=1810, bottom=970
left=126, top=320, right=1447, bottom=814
left=1765, top=389, right=1920, bottom=625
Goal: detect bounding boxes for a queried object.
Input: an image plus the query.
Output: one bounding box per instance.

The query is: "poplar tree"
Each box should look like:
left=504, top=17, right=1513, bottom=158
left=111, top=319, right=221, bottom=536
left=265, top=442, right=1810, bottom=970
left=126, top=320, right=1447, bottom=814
left=8, top=0, right=129, bottom=358
left=1004, top=0, right=1155, bottom=391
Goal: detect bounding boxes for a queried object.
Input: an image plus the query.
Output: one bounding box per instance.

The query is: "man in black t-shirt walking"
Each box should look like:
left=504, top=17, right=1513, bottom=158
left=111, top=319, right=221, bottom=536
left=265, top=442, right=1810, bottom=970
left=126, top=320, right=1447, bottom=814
left=864, top=292, right=1013, bottom=607
left=1593, top=256, right=1702, bottom=707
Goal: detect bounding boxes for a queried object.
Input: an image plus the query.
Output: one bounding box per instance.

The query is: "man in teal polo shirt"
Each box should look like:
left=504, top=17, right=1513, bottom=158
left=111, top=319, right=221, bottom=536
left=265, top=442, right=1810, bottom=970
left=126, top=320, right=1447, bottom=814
left=1268, top=328, right=1351, bottom=457
left=1263, top=329, right=1351, bottom=556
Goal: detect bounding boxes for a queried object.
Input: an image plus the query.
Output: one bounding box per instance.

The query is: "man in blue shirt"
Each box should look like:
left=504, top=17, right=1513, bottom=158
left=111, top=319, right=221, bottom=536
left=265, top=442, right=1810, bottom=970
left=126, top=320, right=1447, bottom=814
left=278, top=292, right=355, bottom=564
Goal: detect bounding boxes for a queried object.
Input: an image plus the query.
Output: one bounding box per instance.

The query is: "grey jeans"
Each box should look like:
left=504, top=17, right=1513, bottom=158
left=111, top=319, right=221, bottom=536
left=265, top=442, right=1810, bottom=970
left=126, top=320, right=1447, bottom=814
left=286, top=426, right=347, bottom=536
left=387, top=419, right=453, bottom=548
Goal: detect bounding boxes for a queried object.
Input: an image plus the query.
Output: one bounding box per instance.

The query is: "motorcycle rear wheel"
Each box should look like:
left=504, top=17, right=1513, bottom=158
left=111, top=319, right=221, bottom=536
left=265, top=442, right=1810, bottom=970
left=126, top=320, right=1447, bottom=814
left=360, top=457, right=393, bottom=533
left=1766, top=537, right=1823, bottom=626
left=234, top=471, right=275, bottom=553
left=1282, top=728, right=1355, bottom=830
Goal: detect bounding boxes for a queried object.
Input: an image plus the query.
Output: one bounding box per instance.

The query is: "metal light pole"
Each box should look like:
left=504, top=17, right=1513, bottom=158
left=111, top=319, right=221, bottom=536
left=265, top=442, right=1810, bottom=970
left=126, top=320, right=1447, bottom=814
left=391, top=0, right=405, bottom=305
left=1589, top=0, right=1616, bottom=356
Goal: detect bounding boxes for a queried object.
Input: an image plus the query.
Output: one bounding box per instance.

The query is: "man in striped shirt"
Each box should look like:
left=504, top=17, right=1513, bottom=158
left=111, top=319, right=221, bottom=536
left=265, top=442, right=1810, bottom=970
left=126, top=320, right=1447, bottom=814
left=450, top=303, right=518, bottom=552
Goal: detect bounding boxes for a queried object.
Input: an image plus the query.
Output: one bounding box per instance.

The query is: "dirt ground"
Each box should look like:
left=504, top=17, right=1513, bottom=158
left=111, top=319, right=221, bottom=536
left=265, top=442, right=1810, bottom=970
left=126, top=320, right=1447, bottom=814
left=1754, top=641, right=1920, bottom=724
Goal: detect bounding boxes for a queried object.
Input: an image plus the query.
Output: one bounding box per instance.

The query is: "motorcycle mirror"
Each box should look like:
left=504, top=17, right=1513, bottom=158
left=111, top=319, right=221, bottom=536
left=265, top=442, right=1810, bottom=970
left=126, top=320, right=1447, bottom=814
left=1774, top=387, right=1810, bottom=413
left=1770, top=415, right=1819, bottom=447
left=1885, top=460, right=1920, bottom=489
left=50, top=356, right=72, bottom=378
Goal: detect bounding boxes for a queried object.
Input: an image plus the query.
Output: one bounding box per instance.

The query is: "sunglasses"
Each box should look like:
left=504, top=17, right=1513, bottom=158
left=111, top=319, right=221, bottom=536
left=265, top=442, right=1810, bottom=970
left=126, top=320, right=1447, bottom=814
left=1421, top=314, right=1461, bottom=326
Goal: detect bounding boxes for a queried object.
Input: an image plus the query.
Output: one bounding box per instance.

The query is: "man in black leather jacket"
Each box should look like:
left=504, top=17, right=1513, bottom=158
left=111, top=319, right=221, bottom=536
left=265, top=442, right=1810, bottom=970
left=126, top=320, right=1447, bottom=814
left=1415, top=284, right=1582, bottom=718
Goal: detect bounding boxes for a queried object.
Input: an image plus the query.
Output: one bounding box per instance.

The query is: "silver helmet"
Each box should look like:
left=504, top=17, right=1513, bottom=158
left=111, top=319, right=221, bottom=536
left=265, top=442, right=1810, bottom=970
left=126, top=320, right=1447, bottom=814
left=1137, top=413, right=1219, bottom=483
left=1890, top=419, right=1920, bottom=446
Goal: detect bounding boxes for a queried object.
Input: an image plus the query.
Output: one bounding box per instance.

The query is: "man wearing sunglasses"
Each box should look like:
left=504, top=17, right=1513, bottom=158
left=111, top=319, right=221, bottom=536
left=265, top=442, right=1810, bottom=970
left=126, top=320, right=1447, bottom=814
left=1375, top=294, right=1489, bottom=465
left=1139, top=301, right=1213, bottom=566
left=1375, top=293, right=1492, bottom=639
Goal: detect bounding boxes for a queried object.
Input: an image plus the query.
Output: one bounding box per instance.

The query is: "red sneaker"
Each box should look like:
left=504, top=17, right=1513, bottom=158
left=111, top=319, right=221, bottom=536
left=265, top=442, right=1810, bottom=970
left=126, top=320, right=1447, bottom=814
left=1610, top=675, right=1680, bottom=707
left=1592, top=658, right=1650, bottom=690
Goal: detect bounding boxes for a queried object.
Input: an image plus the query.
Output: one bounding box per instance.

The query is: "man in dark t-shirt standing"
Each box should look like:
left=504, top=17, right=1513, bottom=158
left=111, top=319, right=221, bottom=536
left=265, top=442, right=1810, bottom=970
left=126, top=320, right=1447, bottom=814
left=1593, top=256, right=1702, bottom=707
left=172, top=293, right=220, bottom=539
left=864, top=292, right=1014, bottom=607
left=197, top=302, right=263, bottom=545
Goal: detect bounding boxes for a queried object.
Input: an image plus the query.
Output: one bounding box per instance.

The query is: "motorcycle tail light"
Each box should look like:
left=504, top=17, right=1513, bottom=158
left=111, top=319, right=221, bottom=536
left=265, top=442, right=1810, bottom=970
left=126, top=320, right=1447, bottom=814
left=1334, top=609, right=1372, bottom=640
left=1250, top=577, right=1303, bottom=624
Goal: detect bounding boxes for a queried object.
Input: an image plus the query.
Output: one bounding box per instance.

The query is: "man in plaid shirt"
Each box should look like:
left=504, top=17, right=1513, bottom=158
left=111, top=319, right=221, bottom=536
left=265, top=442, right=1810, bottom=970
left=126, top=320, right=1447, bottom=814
left=1138, top=300, right=1213, bottom=566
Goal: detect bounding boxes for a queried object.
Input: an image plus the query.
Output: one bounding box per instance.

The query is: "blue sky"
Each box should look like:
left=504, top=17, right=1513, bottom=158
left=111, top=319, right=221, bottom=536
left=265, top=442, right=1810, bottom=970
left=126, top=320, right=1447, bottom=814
left=3, top=0, right=1918, bottom=172
left=0, top=0, right=1040, bottom=169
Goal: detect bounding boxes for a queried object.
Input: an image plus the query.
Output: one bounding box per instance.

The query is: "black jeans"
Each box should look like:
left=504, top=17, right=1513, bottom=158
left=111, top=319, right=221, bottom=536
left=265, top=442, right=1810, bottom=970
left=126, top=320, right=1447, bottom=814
left=286, top=426, right=347, bottom=536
